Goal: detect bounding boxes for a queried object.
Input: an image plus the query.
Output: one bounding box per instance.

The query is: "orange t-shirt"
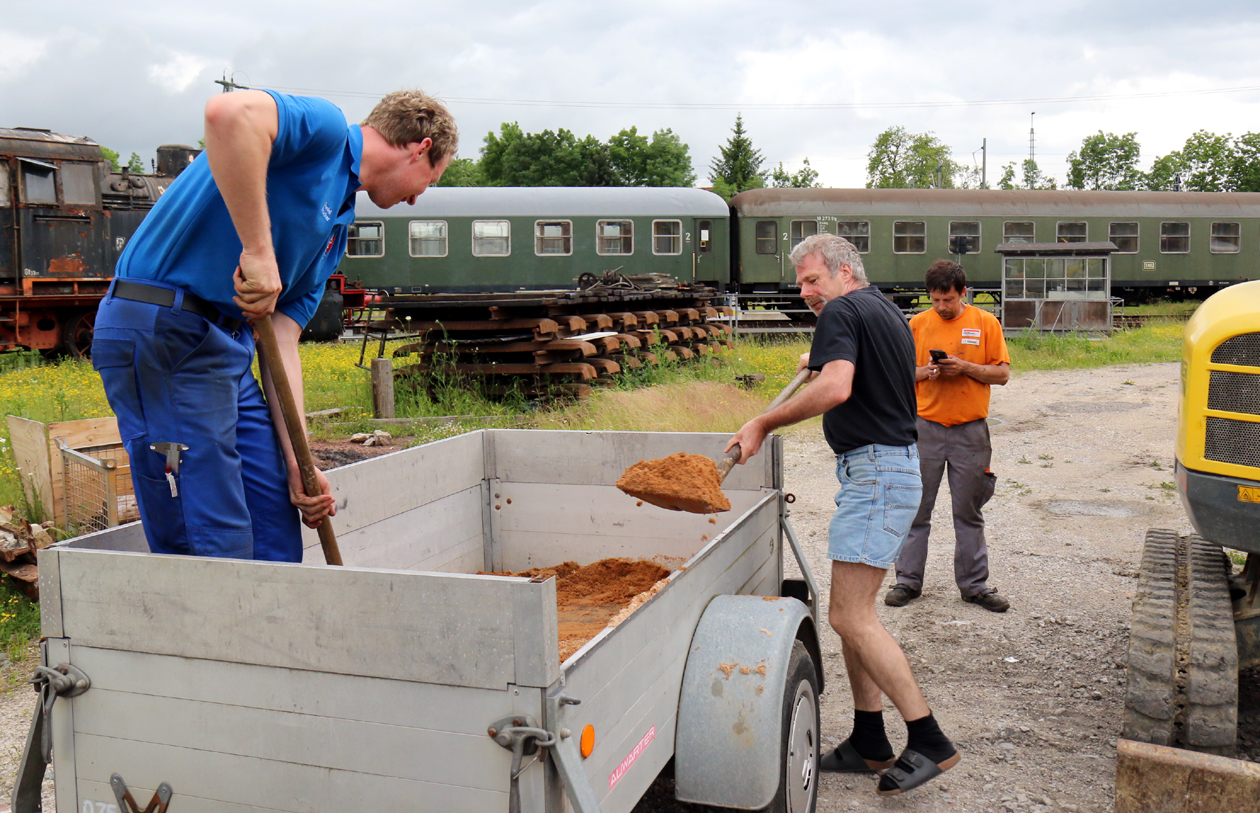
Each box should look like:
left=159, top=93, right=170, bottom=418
left=909, top=304, right=1010, bottom=427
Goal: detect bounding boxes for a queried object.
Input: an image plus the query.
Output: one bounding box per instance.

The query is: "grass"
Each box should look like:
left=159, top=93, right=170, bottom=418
left=0, top=579, right=40, bottom=668
left=1007, top=319, right=1185, bottom=371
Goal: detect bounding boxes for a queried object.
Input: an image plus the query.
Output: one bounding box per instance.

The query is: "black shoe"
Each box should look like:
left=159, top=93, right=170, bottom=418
left=963, top=589, right=1010, bottom=613
left=884, top=584, right=921, bottom=607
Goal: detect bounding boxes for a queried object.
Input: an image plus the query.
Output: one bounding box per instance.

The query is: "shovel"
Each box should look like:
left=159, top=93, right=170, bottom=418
left=254, top=315, right=343, bottom=566
left=621, top=367, right=812, bottom=513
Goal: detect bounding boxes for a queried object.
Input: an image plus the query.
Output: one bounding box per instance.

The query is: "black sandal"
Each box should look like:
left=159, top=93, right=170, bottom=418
left=876, top=747, right=961, bottom=795
left=819, top=739, right=895, bottom=773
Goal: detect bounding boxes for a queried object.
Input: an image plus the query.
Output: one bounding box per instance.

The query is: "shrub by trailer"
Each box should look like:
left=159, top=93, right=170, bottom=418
left=13, top=430, right=824, bottom=813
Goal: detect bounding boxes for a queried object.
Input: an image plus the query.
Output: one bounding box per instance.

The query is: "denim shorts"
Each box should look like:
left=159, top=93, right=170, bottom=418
left=828, top=444, right=922, bottom=569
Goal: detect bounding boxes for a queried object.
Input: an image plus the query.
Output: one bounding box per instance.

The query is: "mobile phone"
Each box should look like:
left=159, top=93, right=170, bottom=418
left=929, top=349, right=947, bottom=363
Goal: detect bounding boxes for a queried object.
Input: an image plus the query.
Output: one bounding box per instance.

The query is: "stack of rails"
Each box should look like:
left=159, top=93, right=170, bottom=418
left=378, top=287, right=735, bottom=398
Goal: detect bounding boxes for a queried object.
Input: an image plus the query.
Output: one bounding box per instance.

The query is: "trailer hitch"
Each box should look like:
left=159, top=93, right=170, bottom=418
left=488, top=715, right=557, bottom=813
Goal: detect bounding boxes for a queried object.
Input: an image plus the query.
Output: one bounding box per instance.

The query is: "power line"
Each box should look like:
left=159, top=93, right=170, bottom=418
left=247, top=81, right=1260, bottom=111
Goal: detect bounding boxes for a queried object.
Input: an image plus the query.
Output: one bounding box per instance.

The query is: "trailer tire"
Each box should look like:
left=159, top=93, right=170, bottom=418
left=764, top=640, right=819, bottom=813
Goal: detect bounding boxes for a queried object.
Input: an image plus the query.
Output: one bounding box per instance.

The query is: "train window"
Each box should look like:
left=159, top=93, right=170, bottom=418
left=789, top=220, right=818, bottom=250
left=755, top=221, right=777, bottom=254
left=1160, top=222, right=1190, bottom=254
left=535, top=220, right=573, bottom=256
left=653, top=220, right=682, bottom=255
left=62, top=163, right=97, bottom=205
left=0, top=164, right=9, bottom=207
left=893, top=221, right=926, bottom=254
left=836, top=220, right=869, bottom=253
left=1109, top=222, right=1139, bottom=253
left=346, top=221, right=384, bottom=257
left=1003, top=221, right=1034, bottom=243
left=473, top=220, right=511, bottom=256
left=408, top=220, right=448, bottom=257
left=19, top=158, right=57, bottom=204
left=597, top=220, right=633, bottom=255
left=1210, top=222, right=1240, bottom=254
left=1057, top=222, right=1087, bottom=243
left=949, top=221, right=980, bottom=254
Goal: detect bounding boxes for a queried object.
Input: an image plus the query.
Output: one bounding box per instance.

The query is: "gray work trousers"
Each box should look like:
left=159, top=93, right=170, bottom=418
left=895, top=417, right=997, bottom=598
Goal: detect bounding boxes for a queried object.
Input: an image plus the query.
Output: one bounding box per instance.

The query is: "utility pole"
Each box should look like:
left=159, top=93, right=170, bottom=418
left=1029, top=112, right=1036, bottom=166
left=981, top=138, right=987, bottom=188
left=214, top=72, right=249, bottom=93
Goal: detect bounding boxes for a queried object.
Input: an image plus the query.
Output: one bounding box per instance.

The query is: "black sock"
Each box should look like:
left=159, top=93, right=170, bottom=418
left=847, top=709, right=894, bottom=762
left=903, top=712, right=956, bottom=765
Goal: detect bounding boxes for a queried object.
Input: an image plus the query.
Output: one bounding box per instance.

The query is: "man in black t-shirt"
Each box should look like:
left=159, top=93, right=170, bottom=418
left=727, top=234, right=958, bottom=797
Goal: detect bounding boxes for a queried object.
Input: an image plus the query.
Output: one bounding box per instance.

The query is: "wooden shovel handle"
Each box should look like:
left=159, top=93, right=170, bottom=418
left=720, top=367, right=812, bottom=481
left=254, top=316, right=342, bottom=566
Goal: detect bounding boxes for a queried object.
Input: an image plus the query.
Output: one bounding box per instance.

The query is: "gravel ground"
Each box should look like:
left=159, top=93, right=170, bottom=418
left=1, top=361, right=1254, bottom=812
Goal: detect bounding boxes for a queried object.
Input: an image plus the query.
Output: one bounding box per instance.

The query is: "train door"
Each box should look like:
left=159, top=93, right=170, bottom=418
left=692, top=218, right=714, bottom=280
left=15, top=158, right=108, bottom=293
left=0, top=160, right=14, bottom=284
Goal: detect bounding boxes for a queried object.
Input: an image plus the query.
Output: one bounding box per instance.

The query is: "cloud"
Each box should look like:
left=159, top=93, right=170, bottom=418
left=147, top=51, right=212, bottom=94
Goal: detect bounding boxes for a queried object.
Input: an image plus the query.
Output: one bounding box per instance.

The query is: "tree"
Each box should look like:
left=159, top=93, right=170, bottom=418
left=771, top=157, right=820, bottom=188
left=1229, top=132, right=1260, bottom=192
left=1144, top=152, right=1184, bottom=191
left=1066, top=131, right=1142, bottom=190
left=997, top=159, right=1056, bottom=190
left=709, top=115, right=766, bottom=198
left=125, top=152, right=146, bottom=174
left=608, top=126, right=695, bottom=187
left=435, top=157, right=484, bottom=187
left=865, top=126, right=959, bottom=188
left=479, top=122, right=614, bottom=186
left=1178, top=130, right=1233, bottom=191
left=101, top=147, right=122, bottom=173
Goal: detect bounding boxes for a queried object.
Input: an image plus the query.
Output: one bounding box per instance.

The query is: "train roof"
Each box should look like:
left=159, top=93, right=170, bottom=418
left=730, top=187, right=1260, bottom=218
left=0, top=127, right=102, bottom=162
left=354, top=186, right=730, bottom=219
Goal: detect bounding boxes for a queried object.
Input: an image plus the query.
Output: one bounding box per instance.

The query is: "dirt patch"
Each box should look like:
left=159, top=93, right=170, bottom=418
left=617, top=452, right=731, bottom=513
left=489, top=558, right=672, bottom=661
left=309, top=440, right=399, bottom=469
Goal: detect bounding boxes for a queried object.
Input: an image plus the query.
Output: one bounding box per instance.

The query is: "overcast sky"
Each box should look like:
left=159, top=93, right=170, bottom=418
left=6, top=2, right=1260, bottom=188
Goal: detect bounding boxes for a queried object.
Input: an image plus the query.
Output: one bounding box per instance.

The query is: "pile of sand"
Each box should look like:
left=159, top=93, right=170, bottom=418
left=489, top=558, right=672, bottom=660
left=616, top=452, right=731, bottom=513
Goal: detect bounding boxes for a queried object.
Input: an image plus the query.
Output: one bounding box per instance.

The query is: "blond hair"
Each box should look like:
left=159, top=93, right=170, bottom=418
left=362, top=89, right=459, bottom=164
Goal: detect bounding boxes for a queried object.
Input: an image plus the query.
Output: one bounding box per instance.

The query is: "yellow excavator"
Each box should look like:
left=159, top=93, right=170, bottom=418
left=1118, top=280, right=1260, bottom=811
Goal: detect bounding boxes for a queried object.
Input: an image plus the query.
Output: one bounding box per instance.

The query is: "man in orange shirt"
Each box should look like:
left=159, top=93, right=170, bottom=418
left=886, top=260, right=1012, bottom=612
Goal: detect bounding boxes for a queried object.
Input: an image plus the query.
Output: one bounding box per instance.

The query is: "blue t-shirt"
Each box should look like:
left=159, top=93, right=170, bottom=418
left=116, top=90, right=361, bottom=327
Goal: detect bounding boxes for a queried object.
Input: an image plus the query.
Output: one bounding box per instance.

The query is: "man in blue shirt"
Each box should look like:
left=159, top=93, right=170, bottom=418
left=91, top=89, right=456, bottom=561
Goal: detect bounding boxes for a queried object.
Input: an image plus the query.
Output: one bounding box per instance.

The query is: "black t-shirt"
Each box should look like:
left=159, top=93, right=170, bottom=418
left=808, top=286, right=918, bottom=454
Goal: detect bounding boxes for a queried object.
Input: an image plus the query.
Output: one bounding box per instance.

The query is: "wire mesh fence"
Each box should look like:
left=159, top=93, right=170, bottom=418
left=56, top=439, right=137, bottom=536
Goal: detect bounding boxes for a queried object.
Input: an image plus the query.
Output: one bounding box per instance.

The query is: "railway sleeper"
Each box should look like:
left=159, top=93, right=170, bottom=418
left=1124, top=529, right=1239, bottom=755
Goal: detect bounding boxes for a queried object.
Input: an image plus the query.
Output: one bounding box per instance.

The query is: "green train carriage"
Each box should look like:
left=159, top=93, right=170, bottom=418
left=339, top=187, right=731, bottom=294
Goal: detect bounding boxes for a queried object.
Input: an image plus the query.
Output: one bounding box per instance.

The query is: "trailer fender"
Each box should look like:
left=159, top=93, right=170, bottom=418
left=674, top=594, right=817, bottom=809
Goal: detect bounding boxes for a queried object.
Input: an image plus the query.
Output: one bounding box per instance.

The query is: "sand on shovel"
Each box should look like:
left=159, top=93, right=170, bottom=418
left=616, top=452, right=731, bottom=514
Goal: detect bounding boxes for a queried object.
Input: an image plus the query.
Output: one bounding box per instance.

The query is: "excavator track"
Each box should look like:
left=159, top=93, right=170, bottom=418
left=1124, top=529, right=1238, bottom=755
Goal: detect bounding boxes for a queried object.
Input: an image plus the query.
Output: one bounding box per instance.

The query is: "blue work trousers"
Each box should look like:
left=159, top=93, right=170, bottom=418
left=90, top=281, right=302, bottom=561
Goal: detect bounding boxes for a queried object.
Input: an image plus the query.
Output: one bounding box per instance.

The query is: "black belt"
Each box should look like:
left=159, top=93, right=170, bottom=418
left=112, top=280, right=243, bottom=331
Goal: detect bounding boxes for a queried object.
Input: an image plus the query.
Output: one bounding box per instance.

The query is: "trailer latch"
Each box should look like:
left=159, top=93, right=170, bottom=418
left=11, top=663, right=91, bottom=813
left=111, top=774, right=173, bottom=813
left=488, top=714, right=557, bottom=813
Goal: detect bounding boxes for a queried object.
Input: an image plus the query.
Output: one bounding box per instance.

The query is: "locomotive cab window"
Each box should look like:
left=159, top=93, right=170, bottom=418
left=652, top=220, right=682, bottom=255
left=1004, top=221, right=1035, bottom=243
left=836, top=220, right=869, bottom=253
left=61, top=163, right=98, bottom=206
left=346, top=221, right=384, bottom=257
left=1160, top=222, right=1190, bottom=254
left=893, top=221, right=926, bottom=254
left=949, top=221, right=980, bottom=254
left=408, top=220, right=447, bottom=257
left=19, top=158, right=57, bottom=205
left=789, top=220, right=818, bottom=250
left=473, top=220, right=511, bottom=256
left=1109, top=222, right=1139, bottom=253
left=535, top=220, right=572, bottom=256
left=1057, top=222, right=1087, bottom=243
left=755, top=220, right=777, bottom=254
left=0, top=164, right=9, bottom=207
left=597, top=220, right=633, bottom=255
left=1210, top=222, right=1240, bottom=254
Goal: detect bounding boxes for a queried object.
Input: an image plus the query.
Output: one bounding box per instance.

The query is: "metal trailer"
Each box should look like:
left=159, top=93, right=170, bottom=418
left=13, top=429, right=824, bottom=813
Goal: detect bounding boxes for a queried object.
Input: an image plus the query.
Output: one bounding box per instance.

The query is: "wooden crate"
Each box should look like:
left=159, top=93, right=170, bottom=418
left=6, top=415, right=132, bottom=527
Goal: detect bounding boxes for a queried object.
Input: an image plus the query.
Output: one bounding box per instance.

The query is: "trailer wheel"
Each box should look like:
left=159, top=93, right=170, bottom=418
left=62, top=310, right=96, bottom=360
left=766, top=640, right=820, bottom=813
